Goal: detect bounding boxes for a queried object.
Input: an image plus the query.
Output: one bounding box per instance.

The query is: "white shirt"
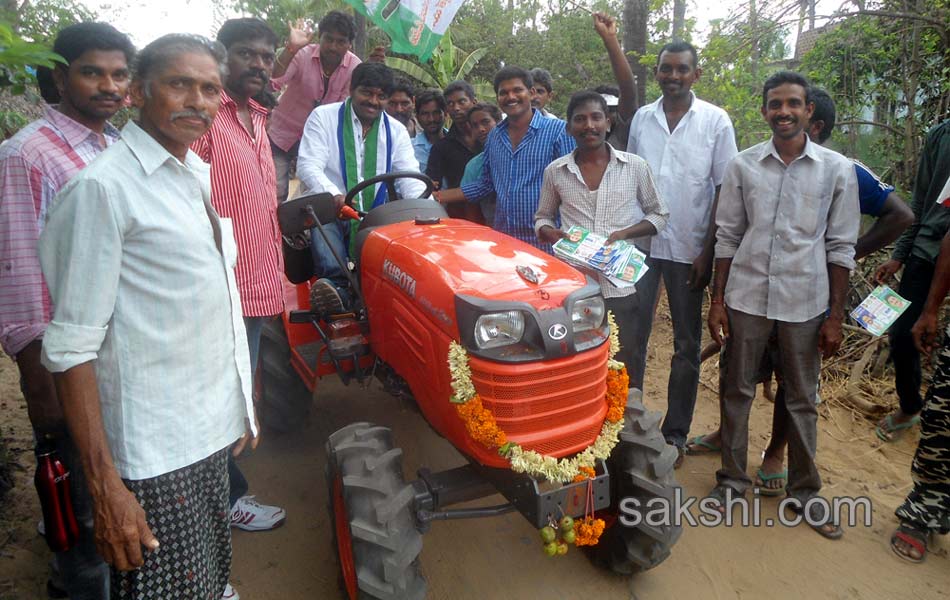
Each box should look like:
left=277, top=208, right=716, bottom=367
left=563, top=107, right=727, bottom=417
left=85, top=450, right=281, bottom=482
left=627, top=93, right=738, bottom=263
left=715, top=137, right=859, bottom=322
left=296, top=101, right=429, bottom=202
left=39, top=121, right=254, bottom=480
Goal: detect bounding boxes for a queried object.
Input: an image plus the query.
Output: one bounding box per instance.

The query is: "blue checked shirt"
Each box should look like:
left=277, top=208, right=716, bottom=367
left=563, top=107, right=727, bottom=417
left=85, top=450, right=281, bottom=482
left=461, top=109, right=576, bottom=250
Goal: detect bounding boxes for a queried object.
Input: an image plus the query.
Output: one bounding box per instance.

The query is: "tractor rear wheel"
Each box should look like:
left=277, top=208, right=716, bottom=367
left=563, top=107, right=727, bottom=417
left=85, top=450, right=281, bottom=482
left=594, top=390, right=683, bottom=574
left=326, top=423, right=426, bottom=600
left=257, top=318, right=312, bottom=432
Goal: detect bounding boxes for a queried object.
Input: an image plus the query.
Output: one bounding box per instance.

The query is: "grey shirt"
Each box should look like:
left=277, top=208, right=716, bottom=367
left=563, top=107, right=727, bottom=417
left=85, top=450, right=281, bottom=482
left=715, top=136, right=859, bottom=323
left=535, top=146, right=669, bottom=298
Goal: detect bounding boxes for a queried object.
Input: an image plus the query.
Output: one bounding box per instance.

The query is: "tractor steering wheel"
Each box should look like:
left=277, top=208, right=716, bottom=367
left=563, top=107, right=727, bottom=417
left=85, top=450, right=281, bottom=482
left=343, top=171, right=434, bottom=210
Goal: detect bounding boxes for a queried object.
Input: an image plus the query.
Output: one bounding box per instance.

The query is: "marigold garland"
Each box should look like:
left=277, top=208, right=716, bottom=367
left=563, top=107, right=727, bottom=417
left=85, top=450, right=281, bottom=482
left=573, top=517, right=606, bottom=546
left=447, top=310, right=629, bottom=486
left=455, top=395, right=508, bottom=448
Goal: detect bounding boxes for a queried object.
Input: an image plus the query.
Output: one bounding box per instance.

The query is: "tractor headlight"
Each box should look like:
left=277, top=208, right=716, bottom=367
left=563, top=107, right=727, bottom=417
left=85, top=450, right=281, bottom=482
left=474, top=311, right=525, bottom=350
left=571, top=296, right=605, bottom=333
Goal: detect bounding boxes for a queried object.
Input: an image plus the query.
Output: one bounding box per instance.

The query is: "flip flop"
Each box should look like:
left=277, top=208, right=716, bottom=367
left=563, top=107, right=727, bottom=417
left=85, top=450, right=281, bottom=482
left=753, top=468, right=787, bottom=497
left=785, top=501, right=844, bottom=540
left=890, top=524, right=929, bottom=564
left=875, top=414, right=921, bottom=442
left=685, top=434, right=721, bottom=455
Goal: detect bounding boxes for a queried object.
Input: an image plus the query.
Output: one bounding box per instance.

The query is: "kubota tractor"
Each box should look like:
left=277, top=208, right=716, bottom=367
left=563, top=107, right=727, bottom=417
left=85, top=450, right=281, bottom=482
left=258, top=173, right=681, bottom=599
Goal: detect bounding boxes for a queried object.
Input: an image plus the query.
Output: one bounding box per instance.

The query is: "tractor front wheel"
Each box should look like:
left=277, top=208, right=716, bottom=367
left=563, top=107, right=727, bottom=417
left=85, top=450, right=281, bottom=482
left=326, top=422, right=426, bottom=600
left=594, top=390, right=683, bottom=573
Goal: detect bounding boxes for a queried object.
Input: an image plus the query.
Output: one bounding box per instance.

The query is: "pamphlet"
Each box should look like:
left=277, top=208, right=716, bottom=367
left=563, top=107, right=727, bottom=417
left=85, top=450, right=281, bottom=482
left=552, top=226, right=649, bottom=288
left=850, top=285, right=911, bottom=337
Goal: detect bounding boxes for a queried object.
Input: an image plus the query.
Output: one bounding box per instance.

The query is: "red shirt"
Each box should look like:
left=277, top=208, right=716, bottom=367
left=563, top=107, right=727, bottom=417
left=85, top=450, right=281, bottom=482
left=193, top=92, right=284, bottom=317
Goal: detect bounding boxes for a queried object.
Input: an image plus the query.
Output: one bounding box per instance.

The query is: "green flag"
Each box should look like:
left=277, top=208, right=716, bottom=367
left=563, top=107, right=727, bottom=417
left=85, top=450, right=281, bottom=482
left=346, top=0, right=467, bottom=60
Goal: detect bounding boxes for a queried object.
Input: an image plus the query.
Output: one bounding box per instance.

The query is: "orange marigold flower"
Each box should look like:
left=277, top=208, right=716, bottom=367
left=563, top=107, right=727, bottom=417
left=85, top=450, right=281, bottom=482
left=572, top=517, right=606, bottom=546
left=455, top=395, right=507, bottom=449
left=604, top=367, right=628, bottom=423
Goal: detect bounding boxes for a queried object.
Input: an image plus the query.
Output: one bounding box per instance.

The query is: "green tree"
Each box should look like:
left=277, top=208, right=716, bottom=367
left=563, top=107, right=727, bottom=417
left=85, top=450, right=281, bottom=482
left=1, top=0, right=94, bottom=43
left=799, top=0, right=949, bottom=190
left=385, top=29, right=489, bottom=95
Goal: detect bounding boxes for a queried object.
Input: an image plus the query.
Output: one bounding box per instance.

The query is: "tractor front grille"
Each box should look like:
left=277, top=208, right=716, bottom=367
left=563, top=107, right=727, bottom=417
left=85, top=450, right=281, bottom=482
left=468, top=343, right=609, bottom=457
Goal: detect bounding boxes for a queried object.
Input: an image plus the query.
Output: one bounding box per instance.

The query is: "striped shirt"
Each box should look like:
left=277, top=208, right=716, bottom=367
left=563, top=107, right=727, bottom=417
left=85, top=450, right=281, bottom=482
left=461, top=109, right=576, bottom=250
left=193, top=91, right=284, bottom=317
left=535, top=147, right=669, bottom=298
left=268, top=45, right=361, bottom=152
left=0, top=105, right=119, bottom=356
left=715, top=137, right=859, bottom=322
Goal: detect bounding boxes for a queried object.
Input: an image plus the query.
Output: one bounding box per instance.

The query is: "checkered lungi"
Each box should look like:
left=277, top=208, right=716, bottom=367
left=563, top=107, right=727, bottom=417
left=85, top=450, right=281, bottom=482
left=112, top=448, right=232, bottom=600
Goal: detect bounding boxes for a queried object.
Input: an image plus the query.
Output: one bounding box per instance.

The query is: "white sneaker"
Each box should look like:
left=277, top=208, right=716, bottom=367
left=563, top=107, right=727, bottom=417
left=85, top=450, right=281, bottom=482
left=222, top=582, right=240, bottom=600
left=230, top=495, right=287, bottom=531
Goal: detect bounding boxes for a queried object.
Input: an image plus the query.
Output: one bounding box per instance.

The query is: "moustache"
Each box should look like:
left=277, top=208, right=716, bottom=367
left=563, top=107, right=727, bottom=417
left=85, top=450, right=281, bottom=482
left=91, top=94, right=123, bottom=103
left=242, top=69, right=269, bottom=83
left=170, top=110, right=212, bottom=126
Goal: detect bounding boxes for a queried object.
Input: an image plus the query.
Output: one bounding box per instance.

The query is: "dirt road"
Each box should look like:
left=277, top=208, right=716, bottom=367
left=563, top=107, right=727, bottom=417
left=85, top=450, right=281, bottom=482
left=1, top=310, right=948, bottom=599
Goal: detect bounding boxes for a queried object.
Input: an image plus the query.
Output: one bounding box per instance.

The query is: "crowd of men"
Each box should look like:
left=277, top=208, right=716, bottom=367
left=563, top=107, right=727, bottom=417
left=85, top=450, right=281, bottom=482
left=0, top=7, right=947, bottom=599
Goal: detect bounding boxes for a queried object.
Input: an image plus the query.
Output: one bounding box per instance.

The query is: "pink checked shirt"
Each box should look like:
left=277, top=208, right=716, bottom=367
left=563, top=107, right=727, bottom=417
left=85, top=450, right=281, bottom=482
left=192, top=92, right=284, bottom=317
left=0, top=106, right=118, bottom=356
left=268, top=45, right=361, bottom=151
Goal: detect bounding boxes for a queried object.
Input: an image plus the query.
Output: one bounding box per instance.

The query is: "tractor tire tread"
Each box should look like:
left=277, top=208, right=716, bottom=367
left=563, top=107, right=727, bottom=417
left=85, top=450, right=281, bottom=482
left=326, top=423, right=426, bottom=600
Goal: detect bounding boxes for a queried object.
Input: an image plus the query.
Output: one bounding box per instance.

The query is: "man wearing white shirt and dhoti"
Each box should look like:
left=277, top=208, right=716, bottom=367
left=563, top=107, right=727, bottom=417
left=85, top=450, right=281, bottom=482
left=38, top=34, right=257, bottom=600
left=625, top=41, right=739, bottom=466
left=296, top=61, right=429, bottom=314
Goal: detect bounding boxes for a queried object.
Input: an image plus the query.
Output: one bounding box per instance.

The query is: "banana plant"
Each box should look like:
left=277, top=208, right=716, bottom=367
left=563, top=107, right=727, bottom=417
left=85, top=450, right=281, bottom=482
left=385, top=28, right=490, bottom=96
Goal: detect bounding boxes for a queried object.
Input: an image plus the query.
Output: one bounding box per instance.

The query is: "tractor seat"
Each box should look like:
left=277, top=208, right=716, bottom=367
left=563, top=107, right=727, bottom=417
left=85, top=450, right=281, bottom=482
left=353, top=198, right=448, bottom=261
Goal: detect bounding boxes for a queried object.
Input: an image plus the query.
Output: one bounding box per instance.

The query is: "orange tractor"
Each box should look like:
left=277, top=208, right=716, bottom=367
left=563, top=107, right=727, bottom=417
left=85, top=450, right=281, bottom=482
left=258, top=174, right=681, bottom=599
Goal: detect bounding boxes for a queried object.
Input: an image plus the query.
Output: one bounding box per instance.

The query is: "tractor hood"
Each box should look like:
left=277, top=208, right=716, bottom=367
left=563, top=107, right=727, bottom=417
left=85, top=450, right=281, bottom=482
left=359, top=218, right=607, bottom=363
left=372, top=220, right=590, bottom=308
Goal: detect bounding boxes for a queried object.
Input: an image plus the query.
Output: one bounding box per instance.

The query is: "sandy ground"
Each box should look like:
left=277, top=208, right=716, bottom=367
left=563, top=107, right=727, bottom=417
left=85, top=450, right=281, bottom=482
left=1, top=302, right=948, bottom=600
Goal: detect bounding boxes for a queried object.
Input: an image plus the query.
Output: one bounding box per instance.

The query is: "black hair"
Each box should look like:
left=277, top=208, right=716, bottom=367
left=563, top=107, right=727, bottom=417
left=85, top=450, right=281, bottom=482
left=53, top=22, right=136, bottom=65
left=807, top=87, right=836, bottom=143
left=391, top=77, right=415, bottom=99
left=415, top=89, right=446, bottom=112
left=593, top=84, right=620, bottom=96
left=566, top=90, right=608, bottom=122
left=350, top=62, right=395, bottom=95
left=529, top=68, right=553, bottom=93
left=37, top=69, right=58, bottom=103
left=39, top=22, right=136, bottom=103
left=318, top=10, right=357, bottom=42
left=492, top=66, right=532, bottom=94
left=656, top=40, right=698, bottom=68
left=761, top=70, right=810, bottom=108
left=217, top=18, right=278, bottom=49
left=443, top=79, right=475, bottom=100
left=135, top=34, right=227, bottom=95
left=467, top=102, right=502, bottom=123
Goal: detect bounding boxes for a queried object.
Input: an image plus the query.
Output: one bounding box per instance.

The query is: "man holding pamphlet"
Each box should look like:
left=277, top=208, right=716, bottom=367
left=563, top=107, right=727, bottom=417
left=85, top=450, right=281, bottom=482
left=535, top=89, right=668, bottom=374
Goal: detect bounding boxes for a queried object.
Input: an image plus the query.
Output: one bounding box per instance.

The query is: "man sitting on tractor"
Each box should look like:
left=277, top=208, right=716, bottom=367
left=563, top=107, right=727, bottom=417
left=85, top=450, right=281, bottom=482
left=296, top=62, right=430, bottom=314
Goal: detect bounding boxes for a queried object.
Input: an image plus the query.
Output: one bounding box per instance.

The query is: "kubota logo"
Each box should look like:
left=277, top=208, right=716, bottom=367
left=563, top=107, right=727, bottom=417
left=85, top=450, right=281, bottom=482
left=548, top=323, right=568, bottom=340
left=383, top=259, right=416, bottom=298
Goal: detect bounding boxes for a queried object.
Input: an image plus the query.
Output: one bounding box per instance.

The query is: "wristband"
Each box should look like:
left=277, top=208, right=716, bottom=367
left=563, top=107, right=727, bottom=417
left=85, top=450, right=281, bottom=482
left=710, top=298, right=724, bottom=305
